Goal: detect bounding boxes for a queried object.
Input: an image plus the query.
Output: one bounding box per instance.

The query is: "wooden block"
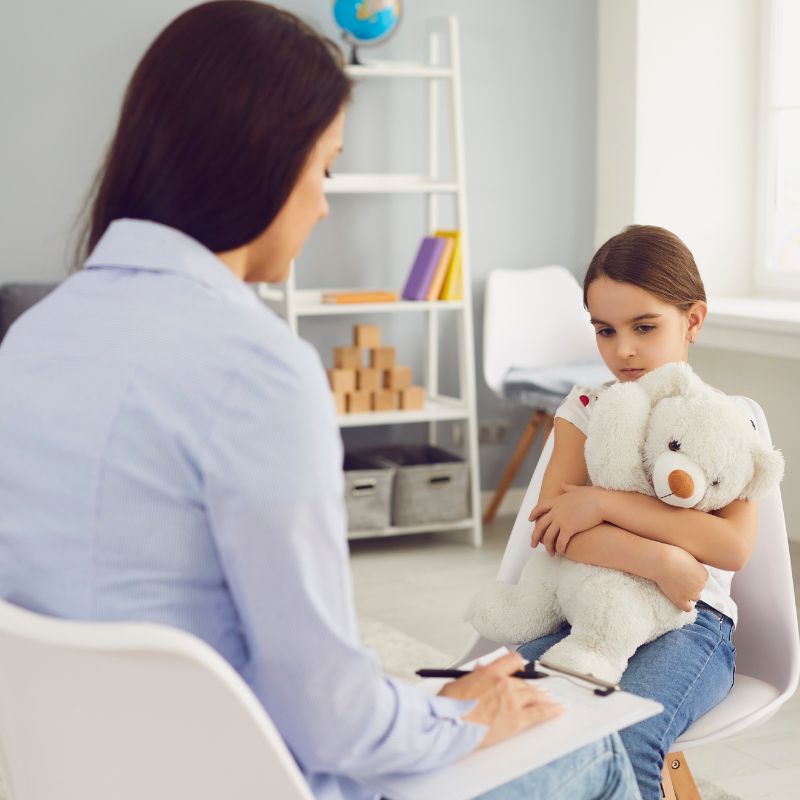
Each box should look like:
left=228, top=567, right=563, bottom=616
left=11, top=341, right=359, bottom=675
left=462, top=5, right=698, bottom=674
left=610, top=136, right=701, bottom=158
left=353, top=324, right=381, bottom=349
left=356, top=368, right=382, bottom=392
left=369, top=346, right=396, bottom=370
left=328, top=368, right=356, bottom=393
left=346, top=390, right=372, bottom=413
left=334, top=346, right=362, bottom=370
left=372, top=389, right=398, bottom=411
left=332, top=391, right=346, bottom=415
left=384, top=365, right=412, bottom=390
left=400, top=386, right=426, bottom=411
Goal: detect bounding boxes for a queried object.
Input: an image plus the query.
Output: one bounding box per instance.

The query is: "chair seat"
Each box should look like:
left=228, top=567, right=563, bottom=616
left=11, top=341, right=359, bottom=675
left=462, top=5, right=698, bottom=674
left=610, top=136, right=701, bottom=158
left=502, top=362, right=613, bottom=412
left=674, top=674, right=781, bottom=748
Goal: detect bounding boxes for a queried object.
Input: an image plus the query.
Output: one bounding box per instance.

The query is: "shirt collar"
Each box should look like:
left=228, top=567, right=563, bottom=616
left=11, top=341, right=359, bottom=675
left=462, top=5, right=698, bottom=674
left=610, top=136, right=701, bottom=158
left=84, top=218, right=262, bottom=310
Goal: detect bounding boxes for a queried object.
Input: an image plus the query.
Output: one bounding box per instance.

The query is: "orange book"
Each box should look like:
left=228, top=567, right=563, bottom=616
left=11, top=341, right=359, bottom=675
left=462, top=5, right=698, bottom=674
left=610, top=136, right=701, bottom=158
left=424, top=236, right=455, bottom=301
left=322, top=290, right=398, bottom=304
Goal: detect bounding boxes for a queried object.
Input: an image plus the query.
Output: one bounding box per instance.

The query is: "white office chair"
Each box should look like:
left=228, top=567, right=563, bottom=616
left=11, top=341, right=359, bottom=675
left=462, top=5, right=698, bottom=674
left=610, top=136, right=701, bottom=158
left=482, top=266, right=612, bottom=523
left=456, top=397, right=799, bottom=797
left=0, top=600, right=313, bottom=800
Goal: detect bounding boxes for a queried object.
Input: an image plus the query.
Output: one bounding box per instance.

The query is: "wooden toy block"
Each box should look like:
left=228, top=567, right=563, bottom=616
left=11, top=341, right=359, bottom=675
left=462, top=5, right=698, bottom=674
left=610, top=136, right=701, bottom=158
left=384, top=365, right=412, bottom=390
left=356, top=368, right=382, bottom=392
left=346, top=390, right=372, bottom=414
left=372, top=389, right=398, bottom=411
left=334, top=346, right=362, bottom=370
left=400, top=386, right=426, bottom=411
left=369, top=346, right=396, bottom=370
left=328, top=368, right=356, bottom=393
left=353, top=324, right=381, bottom=349
left=332, top=391, right=346, bottom=415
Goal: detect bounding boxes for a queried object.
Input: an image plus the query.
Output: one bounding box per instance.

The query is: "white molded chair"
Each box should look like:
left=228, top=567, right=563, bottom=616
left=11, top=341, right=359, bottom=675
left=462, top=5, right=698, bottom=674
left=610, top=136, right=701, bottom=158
left=457, top=397, right=800, bottom=751
left=482, top=266, right=611, bottom=523
left=0, top=601, right=313, bottom=800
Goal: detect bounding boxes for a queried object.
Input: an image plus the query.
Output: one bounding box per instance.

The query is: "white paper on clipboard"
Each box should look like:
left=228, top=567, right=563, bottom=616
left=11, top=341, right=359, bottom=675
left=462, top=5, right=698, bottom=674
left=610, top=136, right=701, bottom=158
left=370, top=648, right=663, bottom=800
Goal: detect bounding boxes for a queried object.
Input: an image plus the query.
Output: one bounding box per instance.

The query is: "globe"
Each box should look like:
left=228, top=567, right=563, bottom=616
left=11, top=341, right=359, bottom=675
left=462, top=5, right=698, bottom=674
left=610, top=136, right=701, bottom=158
left=332, top=1, right=402, bottom=64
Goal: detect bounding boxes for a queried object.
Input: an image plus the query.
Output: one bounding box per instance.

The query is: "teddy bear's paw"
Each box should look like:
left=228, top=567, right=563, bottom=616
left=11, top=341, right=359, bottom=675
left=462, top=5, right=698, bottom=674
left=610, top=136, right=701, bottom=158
left=464, top=582, right=522, bottom=643
left=540, top=639, right=625, bottom=685
left=465, top=582, right=560, bottom=645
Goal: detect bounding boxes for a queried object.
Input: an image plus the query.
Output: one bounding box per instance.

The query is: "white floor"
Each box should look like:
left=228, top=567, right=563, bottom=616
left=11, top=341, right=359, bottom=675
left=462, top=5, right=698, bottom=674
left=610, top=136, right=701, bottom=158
left=349, top=517, right=800, bottom=800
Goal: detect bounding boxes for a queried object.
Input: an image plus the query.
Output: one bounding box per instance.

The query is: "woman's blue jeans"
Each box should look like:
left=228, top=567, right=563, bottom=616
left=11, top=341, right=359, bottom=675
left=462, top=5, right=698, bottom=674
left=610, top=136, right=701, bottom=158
left=476, top=732, right=641, bottom=799
left=516, top=603, right=736, bottom=800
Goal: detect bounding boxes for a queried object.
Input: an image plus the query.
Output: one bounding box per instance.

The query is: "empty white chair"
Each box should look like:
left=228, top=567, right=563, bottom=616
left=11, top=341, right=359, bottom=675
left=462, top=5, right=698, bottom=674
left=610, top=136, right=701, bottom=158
left=0, top=600, right=313, bottom=800
left=456, top=397, right=799, bottom=794
left=482, top=266, right=611, bottom=523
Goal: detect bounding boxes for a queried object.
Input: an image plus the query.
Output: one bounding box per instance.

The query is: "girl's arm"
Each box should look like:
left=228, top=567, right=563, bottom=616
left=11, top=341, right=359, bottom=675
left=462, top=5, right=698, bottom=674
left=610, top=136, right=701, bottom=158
left=531, top=420, right=759, bottom=572
left=532, top=419, right=708, bottom=610
left=594, top=491, right=757, bottom=572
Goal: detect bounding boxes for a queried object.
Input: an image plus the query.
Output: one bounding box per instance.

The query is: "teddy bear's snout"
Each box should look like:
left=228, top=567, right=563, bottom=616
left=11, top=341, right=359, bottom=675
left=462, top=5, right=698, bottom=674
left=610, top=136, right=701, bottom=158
left=652, top=450, right=707, bottom=508
left=668, top=469, right=695, bottom=499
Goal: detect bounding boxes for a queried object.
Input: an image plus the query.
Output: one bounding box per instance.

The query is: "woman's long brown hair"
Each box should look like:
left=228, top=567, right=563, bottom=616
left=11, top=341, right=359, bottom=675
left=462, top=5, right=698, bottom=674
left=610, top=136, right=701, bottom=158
left=76, top=1, right=351, bottom=265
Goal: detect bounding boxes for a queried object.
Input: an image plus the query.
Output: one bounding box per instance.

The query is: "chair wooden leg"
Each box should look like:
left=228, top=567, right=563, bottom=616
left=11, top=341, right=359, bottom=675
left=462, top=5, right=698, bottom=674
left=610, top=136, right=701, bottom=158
left=661, top=751, right=701, bottom=800
left=483, top=410, right=546, bottom=525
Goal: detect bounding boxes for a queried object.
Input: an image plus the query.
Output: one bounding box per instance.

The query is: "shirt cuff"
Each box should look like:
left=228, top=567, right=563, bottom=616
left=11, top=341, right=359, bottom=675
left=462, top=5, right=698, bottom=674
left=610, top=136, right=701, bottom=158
left=427, top=693, right=488, bottom=741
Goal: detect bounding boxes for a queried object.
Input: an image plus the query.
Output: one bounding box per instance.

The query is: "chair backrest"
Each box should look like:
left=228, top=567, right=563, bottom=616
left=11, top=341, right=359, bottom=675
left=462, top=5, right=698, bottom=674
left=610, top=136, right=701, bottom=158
left=457, top=398, right=800, bottom=704
left=0, top=601, right=314, bottom=800
left=483, top=266, right=598, bottom=396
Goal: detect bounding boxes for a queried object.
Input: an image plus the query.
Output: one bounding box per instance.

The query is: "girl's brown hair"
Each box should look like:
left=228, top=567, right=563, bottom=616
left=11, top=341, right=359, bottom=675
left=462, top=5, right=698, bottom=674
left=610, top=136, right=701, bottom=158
left=77, top=1, right=351, bottom=263
left=583, top=225, right=707, bottom=311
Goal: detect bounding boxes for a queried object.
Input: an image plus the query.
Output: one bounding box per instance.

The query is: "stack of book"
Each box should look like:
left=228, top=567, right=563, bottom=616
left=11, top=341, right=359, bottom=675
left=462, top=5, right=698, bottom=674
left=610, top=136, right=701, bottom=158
left=401, top=230, right=463, bottom=301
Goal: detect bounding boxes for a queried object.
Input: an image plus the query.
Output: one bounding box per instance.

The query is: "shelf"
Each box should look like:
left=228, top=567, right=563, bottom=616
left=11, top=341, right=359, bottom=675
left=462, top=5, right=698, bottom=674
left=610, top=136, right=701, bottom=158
left=255, top=287, right=464, bottom=316
left=337, top=396, right=468, bottom=428
left=346, top=61, right=454, bottom=80
left=324, top=174, right=459, bottom=194
left=347, top=518, right=474, bottom=541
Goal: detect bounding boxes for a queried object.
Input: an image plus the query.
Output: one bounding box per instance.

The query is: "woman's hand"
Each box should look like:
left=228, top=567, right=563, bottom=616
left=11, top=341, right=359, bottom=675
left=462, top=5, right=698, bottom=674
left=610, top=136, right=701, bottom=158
left=652, top=544, right=709, bottom=611
left=529, top=484, right=608, bottom=555
left=437, top=651, right=563, bottom=748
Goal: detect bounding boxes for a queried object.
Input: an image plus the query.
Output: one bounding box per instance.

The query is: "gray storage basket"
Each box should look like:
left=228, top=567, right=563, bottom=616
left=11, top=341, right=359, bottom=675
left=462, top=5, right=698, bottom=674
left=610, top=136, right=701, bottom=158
left=343, top=453, right=395, bottom=531
left=368, top=445, right=469, bottom=527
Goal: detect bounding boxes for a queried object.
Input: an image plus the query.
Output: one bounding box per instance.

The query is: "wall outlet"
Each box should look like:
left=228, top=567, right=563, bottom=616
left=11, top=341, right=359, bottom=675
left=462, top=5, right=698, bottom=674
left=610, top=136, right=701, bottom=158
left=479, top=420, right=509, bottom=445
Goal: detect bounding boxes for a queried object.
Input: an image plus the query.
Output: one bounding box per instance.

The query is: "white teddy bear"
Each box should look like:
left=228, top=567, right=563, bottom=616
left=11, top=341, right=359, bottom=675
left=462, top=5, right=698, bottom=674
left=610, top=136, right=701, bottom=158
left=466, top=362, right=784, bottom=683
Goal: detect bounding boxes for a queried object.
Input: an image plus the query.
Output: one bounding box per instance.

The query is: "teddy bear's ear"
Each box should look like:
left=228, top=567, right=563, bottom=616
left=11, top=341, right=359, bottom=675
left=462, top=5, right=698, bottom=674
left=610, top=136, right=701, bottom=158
left=740, top=444, right=785, bottom=501
left=636, top=362, right=703, bottom=404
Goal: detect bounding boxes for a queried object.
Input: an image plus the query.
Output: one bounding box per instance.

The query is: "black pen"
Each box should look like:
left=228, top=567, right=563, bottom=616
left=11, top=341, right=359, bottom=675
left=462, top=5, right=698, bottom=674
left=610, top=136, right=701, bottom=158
left=416, top=667, right=545, bottom=679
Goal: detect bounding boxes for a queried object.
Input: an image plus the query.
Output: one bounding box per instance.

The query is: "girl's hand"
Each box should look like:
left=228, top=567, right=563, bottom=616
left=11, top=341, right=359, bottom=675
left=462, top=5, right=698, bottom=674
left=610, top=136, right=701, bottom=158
left=652, top=545, right=708, bottom=611
left=529, top=484, right=607, bottom=555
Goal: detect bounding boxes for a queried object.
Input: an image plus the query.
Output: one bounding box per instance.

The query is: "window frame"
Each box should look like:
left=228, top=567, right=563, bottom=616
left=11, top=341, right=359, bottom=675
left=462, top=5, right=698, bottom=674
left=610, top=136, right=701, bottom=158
left=755, top=0, right=800, bottom=298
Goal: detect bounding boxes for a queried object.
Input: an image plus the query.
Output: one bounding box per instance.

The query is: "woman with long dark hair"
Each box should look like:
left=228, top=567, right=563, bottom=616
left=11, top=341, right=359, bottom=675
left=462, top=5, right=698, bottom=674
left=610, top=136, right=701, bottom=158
left=0, top=3, right=640, bottom=797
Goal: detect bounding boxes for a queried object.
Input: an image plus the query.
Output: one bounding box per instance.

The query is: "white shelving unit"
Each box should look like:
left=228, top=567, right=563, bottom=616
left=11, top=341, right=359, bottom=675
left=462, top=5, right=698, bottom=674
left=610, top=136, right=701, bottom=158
left=257, top=17, right=482, bottom=546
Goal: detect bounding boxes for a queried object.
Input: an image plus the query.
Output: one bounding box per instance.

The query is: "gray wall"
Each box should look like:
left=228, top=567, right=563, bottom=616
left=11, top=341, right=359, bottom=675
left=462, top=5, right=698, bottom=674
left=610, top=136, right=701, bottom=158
left=0, top=1, right=598, bottom=492
left=690, top=348, right=800, bottom=542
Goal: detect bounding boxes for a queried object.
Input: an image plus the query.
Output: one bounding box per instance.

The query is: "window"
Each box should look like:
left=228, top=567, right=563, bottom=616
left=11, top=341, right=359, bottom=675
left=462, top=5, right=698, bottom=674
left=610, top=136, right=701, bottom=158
left=757, top=0, right=800, bottom=296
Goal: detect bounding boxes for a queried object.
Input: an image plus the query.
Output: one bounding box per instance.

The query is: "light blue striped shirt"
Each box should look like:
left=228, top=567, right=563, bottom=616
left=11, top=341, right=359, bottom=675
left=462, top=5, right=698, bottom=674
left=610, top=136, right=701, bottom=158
left=0, top=219, right=484, bottom=799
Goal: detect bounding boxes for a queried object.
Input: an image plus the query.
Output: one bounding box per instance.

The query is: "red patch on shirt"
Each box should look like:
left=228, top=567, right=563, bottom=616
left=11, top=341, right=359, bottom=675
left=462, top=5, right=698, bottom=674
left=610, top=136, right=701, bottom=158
left=579, top=394, right=590, bottom=407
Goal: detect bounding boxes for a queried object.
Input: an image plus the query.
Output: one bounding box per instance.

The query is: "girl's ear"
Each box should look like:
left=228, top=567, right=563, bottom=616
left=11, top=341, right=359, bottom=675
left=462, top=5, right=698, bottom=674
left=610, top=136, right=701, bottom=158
left=637, top=361, right=702, bottom=404
left=741, top=444, right=785, bottom=501
left=687, top=301, right=708, bottom=344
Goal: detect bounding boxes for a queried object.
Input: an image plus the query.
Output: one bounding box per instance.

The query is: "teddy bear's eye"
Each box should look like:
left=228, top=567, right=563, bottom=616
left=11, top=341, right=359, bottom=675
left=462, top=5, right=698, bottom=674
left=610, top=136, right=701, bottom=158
left=669, top=440, right=681, bottom=452
left=711, top=478, right=720, bottom=487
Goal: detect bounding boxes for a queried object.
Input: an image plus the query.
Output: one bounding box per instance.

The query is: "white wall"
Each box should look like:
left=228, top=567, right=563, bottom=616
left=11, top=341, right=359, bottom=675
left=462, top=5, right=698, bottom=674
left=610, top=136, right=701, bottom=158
left=0, top=1, right=599, bottom=492
left=596, top=0, right=758, bottom=298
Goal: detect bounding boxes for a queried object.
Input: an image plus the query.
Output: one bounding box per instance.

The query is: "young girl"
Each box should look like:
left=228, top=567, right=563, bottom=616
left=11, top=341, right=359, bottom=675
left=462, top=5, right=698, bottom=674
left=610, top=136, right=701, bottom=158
left=520, top=225, right=754, bottom=800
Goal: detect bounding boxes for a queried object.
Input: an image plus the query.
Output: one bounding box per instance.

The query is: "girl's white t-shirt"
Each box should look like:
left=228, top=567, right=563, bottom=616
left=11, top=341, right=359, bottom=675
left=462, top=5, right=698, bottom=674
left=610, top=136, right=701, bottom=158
left=555, top=382, right=738, bottom=626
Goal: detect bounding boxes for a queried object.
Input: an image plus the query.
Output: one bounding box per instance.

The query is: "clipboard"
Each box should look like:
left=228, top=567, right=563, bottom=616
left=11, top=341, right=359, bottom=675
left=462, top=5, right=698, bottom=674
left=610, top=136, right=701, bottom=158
left=369, top=648, right=663, bottom=800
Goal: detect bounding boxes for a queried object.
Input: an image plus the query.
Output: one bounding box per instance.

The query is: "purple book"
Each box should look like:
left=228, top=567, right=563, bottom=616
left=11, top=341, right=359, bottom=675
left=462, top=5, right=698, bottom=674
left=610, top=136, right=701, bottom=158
left=402, top=236, right=447, bottom=300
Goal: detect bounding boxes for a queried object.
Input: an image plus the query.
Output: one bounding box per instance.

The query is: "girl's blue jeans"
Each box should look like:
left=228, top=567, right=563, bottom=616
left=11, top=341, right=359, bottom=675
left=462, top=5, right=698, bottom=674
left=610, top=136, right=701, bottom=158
left=516, top=603, right=736, bottom=800
left=476, top=732, right=641, bottom=799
